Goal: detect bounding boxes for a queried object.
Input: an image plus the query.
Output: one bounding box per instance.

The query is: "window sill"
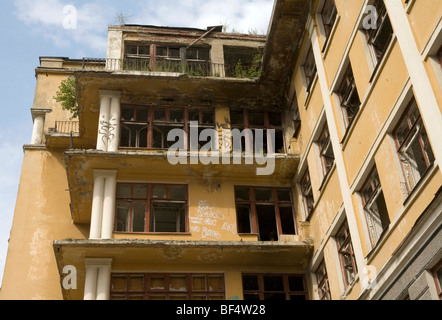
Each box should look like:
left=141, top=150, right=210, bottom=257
left=402, top=163, right=437, bottom=207
left=304, top=74, right=319, bottom=109
left=318, top=162, right=336, bottom=193
left=368, top=36, right=396, bottom=84
left=340, top=274, right=360, bottom=300
left=321, top=15, right=340, bottom=59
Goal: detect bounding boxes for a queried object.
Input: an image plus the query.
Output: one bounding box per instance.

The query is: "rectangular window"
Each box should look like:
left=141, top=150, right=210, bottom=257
left=242, top=274, right=308, bottom=300
left=230, top=109, right=284, bottom=153
left=318, top=124, right=335, bottom=178
left=393, top=98, right=435, bottom=192
left=303, top=46, right=317, bottom=93
left=234, top=186, right=296, bottom=241
left=111, top=273, right=225, bottom=300
left=301, top=169, right=314, bottom=218
left=361, top=166, right=390, bottom=248
left=336, top=222, right=357, bottom=288
left=321, top=0, right=338, bottom=41
left=115, top=183, right=188, bottom=234
left=337, top=64, right=361, bottom=129
left=364, top=0, right=394, bottom=65
left=316, top=260, right=331, bottom=300
left=120, top=105, right=214, bottom=150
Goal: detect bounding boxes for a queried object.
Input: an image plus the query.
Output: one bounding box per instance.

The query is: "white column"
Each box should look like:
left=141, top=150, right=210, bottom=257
left=308, top=19, right=366, bottom=278
left=84, top=258, right=113, bottom=300
left=101, top=172, right=117, bottom=240
left=30, top=115, right=45, bottom=145
left=83, top=265, right=98, bottom=300
left=107, top=95, right=121, bottom=152
left=97, top=94, right=111, bottom=151
left=96, top=264, right=112, bottom=300
left=384, top=0, right=442, bottom=173
left=90, top=173, right=105, bottom=239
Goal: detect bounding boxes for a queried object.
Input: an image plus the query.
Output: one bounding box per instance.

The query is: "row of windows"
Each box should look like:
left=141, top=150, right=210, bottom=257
left=119, top=105, right=285, bottom=153
left=110, top=273, right=308, bottom=301
left=115, top=185, right=297, bottom=242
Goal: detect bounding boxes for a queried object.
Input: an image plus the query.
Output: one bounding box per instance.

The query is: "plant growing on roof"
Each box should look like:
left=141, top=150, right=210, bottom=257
left=54, top=76, right=79, bottom=119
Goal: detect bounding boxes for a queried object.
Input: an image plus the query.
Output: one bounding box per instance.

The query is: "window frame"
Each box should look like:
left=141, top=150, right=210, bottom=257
left=317, top=124, right=335, bottom=179
left=320, top=0, right=338, bottom=44
left=302, top=45, right=318, bottom=94
left=234, top=186, right=297, bottom=241
left=393, top=98, right=435, bottom=193
left=115, top=183, right=189, bottom=234
left=300, top=169, right=315, bottom=219
left=111, top=273, right=225, bottom=300
left=363, top=0, right=394, bottom=66
left=360, top=166, right=390, bottom=248
left=336, top=221, right=358, bottom=288
left=316, top=260, right=331, bottom=300
left=230, top=109, right=284, bottom=154
left=242, top=273, right=308, bottom=300
left=119, top=105, right=215, bottom=150
left=336, top=63, right=361, bottom=130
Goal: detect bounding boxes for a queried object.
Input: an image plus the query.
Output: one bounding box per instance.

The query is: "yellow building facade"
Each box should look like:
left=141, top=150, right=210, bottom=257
left=1, top=0, right=441, bottom=300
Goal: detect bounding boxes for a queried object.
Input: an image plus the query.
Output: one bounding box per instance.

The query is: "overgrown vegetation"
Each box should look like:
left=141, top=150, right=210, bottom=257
left=54, top=76, right=78, bottom=119
left=233, top=53, right=263, bottom=78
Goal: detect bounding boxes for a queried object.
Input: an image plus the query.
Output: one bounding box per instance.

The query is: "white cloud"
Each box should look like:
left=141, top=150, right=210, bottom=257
left=13, top=0, right=274, bottom=56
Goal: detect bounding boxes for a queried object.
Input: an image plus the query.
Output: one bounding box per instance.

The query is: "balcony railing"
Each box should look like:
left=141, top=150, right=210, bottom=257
left=54, top=121, right=80, bottom=134
left=81, top=58, right=261, bottom=79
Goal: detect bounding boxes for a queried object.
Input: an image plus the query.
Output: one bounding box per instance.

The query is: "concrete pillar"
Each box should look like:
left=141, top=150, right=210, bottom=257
left=108, top=95, right=121, bottom=152
left=96, top=265, right=112, bottom=300
left=83, top=265, right=98, bottom=300
left=97, top=91, right=122, bottom=152
left=90, top=173, right=105, bottom=239
left=30, top=108, right=51, bottom=145
left=84, top=258, right=113, bottom=300
left=97, top=94, right=111, bottom=151
left=384, top=0, right=442, bottom=173
left=30, top=116, right=45, bottom=145
left=101, top=172, right=117, bottom=240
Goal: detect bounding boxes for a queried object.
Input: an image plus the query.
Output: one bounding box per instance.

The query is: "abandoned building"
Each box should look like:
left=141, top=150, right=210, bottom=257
left=0, top=0, right=441, bottom=300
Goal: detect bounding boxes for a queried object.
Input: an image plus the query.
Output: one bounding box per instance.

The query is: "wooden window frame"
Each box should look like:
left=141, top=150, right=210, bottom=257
left=230, top=109, right=284, bottom=154
left=300, top=170, right=314, bottom=218
left=337, top=64, right=361, bottom=129
left=336, top=222, right=358, bottom=288
left=360, top=167, right=390, bottom=248
left=234, top=186, right=297, bottom=241
left=115, top=183, right=189, bottom=234
left=316, top=260, right=331, bottom=300
left=364, top=0, right=394, bottom=65
left=321, top=0, right=338, bottom=41
left=120, top=105, right=215, bottom=150
left=111, top=273, right=225, bottom=300
left=318, top=124, right=335, bottom=178
left=303, top=46, right=317, bottom=94
left=242, top=273, right=308, bottom=300
left=393, top=98, right=435, bottom=193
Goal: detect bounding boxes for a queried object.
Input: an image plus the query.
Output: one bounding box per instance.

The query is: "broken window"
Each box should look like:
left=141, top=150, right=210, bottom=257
left=111, top=273, right=225, bottom=300
left=317, top=124, right=335, bottom=178
left=393, top=98, right=435, bottom=193
left=300, top=169, right=314, bottom=218
left=316, top=260, right=331, bottom=300
left=234, top=186, right=296, bottom=241
left=303, top=46, right=317, bottom=93
left=361, top=166, right=390, bottom=248
left=124, top=43, right=151, bottom=71
left=336, top=221, right=357, bottom=288
left=242, top=274, right=308, bottom=300
left=337, top=64, right=361, bottom=129
left=115, top=183, right=188, bottom=233
left=364, top=0, right=394, bottom=65
left=321, top=0, right=338, bottom=42
left=119, top=105, right=215, bottom=150
left=230, top=109, right=284, bottom=153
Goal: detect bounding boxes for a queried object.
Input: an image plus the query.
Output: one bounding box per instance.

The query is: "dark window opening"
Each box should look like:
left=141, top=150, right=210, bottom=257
left=318, top=124, right=335, bottom=178
left=337, top=64, right=361, bottom=129
left=301, top=169, right=314, bottom=217
left=303, top=46, right=317, bottom=93
left=234, top=186, right=296, bottom=241
left=316, top=260, right=331, bottom=300
left=242, top=274, right=308, bottom=301
left=321, top=0, right=338, bottom=41
left=336, top=222, right=357, bottom=288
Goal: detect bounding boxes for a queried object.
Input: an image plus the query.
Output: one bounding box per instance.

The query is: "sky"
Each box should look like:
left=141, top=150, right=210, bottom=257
left=0, top=0, right=274, bottom=287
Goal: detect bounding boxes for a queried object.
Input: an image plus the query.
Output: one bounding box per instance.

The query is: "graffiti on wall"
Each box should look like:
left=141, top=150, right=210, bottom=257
left=190, top=200, right=237, bottom=240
